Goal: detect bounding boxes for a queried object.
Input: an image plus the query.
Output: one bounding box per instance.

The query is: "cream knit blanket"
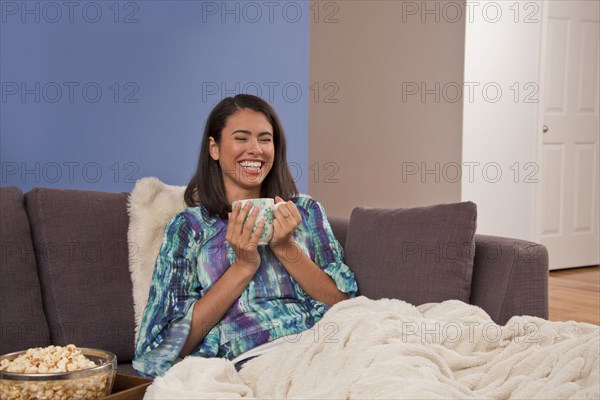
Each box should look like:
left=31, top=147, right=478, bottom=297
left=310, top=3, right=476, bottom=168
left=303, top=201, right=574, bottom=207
left=144, top=296, right=599, bottom=399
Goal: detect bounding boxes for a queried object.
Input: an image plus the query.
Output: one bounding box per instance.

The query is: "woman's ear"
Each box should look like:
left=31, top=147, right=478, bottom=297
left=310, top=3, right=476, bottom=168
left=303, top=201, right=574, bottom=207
left=208, top=137, right=220, bottom=160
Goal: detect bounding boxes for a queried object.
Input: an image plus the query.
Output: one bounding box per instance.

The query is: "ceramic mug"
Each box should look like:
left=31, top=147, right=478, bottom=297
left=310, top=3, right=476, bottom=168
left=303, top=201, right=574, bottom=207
left=231, top=198, right=285, bottom=245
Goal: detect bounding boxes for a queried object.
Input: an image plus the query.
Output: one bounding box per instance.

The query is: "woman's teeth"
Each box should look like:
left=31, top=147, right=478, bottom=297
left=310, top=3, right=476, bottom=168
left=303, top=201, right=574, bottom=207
left=240, top=161, right=262, bottom=171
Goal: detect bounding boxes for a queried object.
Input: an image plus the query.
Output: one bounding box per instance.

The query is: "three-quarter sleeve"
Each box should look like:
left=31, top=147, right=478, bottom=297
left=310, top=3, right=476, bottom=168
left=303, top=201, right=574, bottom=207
left=304, top=199, right=358, bottom=313
left=133, top=212, right=205, bottom=378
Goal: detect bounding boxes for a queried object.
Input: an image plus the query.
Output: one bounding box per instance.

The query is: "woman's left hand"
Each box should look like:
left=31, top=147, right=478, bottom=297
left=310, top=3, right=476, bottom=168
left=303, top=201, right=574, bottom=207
left=269, top=196, right=302, bottom=249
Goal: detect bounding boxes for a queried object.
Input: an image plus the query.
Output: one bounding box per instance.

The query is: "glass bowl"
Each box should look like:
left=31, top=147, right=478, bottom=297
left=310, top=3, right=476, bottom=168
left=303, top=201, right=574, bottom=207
left=0, top=347, right=117, bottom=400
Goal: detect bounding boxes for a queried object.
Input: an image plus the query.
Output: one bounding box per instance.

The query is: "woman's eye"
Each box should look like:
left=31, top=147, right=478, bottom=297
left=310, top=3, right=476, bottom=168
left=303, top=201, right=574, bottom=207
left=260, top=138, right=272, bottom=143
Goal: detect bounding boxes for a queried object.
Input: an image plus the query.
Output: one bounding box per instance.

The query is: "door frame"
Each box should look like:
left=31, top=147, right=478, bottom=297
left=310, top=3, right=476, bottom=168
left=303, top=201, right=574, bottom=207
left=534, top=0, right=548, bottom=246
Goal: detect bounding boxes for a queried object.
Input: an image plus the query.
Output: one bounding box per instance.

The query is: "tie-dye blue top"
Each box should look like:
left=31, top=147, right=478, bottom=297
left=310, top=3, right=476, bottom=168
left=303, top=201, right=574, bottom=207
left=133, top=195, right=358, bottom=378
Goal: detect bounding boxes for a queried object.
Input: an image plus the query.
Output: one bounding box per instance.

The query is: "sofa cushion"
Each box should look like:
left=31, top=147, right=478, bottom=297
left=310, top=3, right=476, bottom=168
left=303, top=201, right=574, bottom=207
left=0, top=187, right=51, bottom=354
left=25, top=188, right=135, bottom=362
left=344, top=202, right=477, bottom=305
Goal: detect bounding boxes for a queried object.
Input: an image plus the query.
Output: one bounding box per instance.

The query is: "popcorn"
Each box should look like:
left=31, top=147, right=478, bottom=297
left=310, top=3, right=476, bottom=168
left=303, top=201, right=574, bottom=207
left=0, top=344, right=96, bottom=374
left=0, top=345, right=112, bottom=400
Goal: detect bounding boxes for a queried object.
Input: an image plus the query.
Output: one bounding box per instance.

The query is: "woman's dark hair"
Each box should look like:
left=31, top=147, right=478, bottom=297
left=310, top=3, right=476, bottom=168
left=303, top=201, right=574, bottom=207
left=184, top=94, right=298, bottom=217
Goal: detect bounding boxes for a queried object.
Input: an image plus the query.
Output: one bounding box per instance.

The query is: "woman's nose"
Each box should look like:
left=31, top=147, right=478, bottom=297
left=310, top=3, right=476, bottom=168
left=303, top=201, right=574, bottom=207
left=247, top=138, right=263, bottom=155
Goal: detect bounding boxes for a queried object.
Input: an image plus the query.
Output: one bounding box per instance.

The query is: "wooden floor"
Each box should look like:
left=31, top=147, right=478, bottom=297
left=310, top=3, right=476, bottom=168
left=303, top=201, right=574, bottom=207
left=548, top=265, right=599, bottom=325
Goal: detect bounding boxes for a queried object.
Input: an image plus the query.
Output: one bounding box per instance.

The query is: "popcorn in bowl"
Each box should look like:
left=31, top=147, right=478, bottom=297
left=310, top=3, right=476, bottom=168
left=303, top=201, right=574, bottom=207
left=0, top=344, right=116, bottom=400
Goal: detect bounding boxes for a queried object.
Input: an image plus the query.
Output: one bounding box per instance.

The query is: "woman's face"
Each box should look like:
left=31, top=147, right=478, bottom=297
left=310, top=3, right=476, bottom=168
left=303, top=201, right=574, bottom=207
left=209, top=108, right=275, bottom=200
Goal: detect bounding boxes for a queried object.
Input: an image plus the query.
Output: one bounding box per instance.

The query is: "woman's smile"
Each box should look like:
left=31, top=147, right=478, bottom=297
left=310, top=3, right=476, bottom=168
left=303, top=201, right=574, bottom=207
left=239, top=160, right=265, bottom=174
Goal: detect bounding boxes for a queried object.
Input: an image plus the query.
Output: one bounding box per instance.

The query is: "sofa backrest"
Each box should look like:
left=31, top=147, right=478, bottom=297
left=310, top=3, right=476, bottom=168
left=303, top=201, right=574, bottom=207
left=0, top=187, right=52, bottom=354
left=327, top=216, right=349, bottom=249
left=24, top=188, right=135, bottom=362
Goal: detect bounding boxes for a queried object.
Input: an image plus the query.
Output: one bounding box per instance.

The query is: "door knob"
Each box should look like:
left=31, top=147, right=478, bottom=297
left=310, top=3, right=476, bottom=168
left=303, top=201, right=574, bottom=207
left=543, top=125, right=549, bottom=133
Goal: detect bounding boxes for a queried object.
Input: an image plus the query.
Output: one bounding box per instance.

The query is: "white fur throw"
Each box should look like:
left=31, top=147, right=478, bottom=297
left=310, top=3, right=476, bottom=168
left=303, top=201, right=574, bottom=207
left=127, top=177, right=187, bottom=337
left=144, top=296, right=599, bottom=399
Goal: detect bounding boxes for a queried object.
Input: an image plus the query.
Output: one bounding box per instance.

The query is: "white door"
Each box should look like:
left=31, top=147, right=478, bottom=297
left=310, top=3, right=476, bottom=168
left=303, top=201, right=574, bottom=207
left=538, top=0, right=600, bottom=270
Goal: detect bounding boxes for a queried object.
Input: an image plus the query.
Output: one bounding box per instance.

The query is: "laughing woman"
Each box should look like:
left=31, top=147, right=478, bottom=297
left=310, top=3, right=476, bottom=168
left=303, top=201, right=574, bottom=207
left=133, top=94, right=358, bottom=378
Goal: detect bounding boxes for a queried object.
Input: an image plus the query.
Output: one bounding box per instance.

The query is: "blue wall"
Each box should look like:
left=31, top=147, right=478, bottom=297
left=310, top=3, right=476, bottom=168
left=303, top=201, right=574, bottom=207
left=1, top=1, right=309, bottom=193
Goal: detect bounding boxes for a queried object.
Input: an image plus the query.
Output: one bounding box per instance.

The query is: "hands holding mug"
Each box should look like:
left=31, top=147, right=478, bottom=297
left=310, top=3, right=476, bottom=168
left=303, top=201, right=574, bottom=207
left=269, top=196, right=301, bottom=249
left=227, top=197, right=301, bottom=269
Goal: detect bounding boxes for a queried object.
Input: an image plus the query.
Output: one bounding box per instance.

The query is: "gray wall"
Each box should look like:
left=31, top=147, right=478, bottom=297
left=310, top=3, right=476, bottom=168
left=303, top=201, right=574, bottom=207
left=309, top=1, right=466, bottom=216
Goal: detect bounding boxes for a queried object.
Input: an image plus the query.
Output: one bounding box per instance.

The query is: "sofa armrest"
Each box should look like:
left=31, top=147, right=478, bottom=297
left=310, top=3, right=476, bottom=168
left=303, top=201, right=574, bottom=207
left=470, top=234, right=548, bottom=325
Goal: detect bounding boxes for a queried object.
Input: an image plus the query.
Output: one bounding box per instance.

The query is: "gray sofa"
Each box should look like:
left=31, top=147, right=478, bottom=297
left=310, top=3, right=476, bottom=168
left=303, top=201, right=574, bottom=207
left=0, top=186, right=549, bottom=375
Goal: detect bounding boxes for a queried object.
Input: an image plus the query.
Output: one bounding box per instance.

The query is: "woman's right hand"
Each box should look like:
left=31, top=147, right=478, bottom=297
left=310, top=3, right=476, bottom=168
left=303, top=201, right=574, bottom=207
left=226, top=201, right=265, bottom=272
